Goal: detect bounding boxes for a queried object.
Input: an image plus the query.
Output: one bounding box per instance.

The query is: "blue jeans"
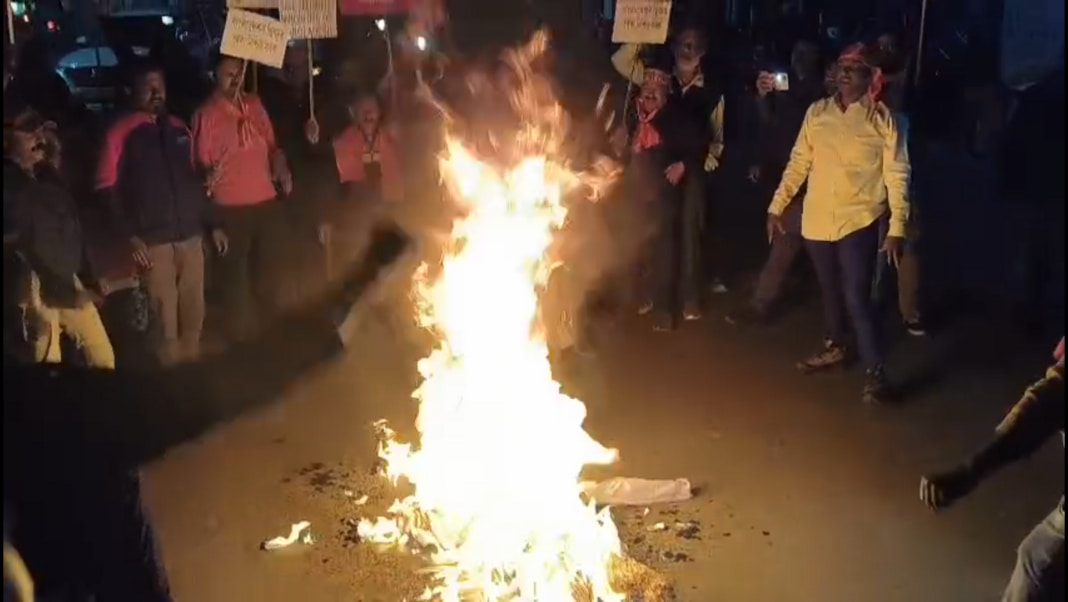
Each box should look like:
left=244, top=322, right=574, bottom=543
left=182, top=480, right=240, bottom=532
left=805, top=220, right=884, bottom=368
left=1003, top=499, right=1065, bottom=602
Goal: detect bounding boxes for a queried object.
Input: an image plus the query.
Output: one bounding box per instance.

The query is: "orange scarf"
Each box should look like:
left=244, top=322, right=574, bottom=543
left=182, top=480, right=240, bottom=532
left=838, top=43, right=885, bottom=103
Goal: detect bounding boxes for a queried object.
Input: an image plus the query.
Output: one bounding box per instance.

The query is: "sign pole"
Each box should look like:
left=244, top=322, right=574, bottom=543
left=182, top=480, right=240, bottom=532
left=6, top=0, right=15, bottom=47
left=307, top=40, right=316, bottom=119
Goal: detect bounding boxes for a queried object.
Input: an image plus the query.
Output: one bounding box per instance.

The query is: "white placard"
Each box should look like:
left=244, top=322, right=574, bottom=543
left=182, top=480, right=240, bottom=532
left=279, top=0, right=338, bottom=40
left=220, top=9, right=290, bottom=69
left=611, top=0, right=672, bottom=45
left=227, top=0, right=279, bottom=8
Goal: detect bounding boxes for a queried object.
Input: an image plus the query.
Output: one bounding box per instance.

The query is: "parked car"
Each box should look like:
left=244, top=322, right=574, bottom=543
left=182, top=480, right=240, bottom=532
left=55, top=43, right=123, bottom=112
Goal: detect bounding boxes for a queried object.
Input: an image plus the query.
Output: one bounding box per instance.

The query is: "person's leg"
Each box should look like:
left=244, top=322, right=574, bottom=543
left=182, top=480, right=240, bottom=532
left=898, top=206, right=924, bottom=330
left=94, top=470, right=173, bottom=602
left=174, top=236, right=206, bottom=363
left=216, top=205, right=257, bottom=341
left=249, top=200, right=287, bottom=325
left=57, top=303, right=116, bottom=370
left=1002, top=502, right=1065, bottom=602
left=680, top=172, right=705, bottom=318
left=651, top=193, right=683, bottom=329
left=30, top=305, right=62, bottom=364
left=800, top=238, right=850, bottom=372
left=754, top=200, right=805, bottom=311
left=143, top=242, right=181, bottom=365
left=837, top=222, right=883, bottom=368
left=836, top=221, right=890, bottom=401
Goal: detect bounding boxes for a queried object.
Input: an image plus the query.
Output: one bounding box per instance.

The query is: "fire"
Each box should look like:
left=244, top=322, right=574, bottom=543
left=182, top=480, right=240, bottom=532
left=357, top=31, right=626, bottom=601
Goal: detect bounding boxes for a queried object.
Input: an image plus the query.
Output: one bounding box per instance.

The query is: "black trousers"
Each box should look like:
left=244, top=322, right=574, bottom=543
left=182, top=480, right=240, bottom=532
left=213, top=200, right=287, bottom=340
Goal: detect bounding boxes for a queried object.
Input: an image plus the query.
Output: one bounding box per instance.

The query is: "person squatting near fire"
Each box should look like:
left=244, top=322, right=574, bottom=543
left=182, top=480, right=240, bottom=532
left=95, top=62, right=228, bottom=366
left=727, top=39, right=827, bottom=327
left=921, top=337, right=1065, bottom=602
left=193, top=55, right=293, bottom=342
left=611, top=46, right=708, bottom=332
left=319, top=91, right=404, bottom=276
left=3, top=95, right=116, bottom=369
left=2, top=226, right=411, bottom=602
left=612, top=27, right=727, bottom=323
left=766, top=42, right=910, bottom=405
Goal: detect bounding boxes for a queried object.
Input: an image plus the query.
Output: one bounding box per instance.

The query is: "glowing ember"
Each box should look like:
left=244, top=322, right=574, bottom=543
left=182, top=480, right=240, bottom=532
left=358, top=31, right=625, bottom=601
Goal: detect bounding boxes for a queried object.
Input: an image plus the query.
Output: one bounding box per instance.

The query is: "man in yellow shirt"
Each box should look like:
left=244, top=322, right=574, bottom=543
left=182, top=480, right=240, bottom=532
left=767, top=44, right=910, bottom=404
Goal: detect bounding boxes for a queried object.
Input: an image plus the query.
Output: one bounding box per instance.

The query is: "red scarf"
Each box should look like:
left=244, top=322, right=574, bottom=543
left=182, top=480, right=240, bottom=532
left=221, top=94, right=265, bottom=149
left=1055, top=337, right=1065, bottom=365
left=631, top=106, right=662, bottom=153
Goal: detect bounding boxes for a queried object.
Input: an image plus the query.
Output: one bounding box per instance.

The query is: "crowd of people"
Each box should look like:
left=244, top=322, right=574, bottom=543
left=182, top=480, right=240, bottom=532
left=3, top=9, right=1064, bottom=602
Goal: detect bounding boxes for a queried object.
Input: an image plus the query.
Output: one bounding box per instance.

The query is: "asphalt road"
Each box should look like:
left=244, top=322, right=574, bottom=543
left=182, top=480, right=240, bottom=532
left=143, top=287, right=1064, bottom=602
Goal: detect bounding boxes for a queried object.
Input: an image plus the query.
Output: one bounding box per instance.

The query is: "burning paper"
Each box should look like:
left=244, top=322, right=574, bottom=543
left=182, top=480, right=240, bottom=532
left=358, top=30, right=627, bottom=601
left=260, top=520, right=314, bottom=551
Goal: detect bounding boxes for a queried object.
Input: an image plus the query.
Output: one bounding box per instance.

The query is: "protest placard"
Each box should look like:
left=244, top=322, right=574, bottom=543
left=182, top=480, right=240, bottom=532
left=340, top=0, right=409, bottom=15
left=220, top=9, right=290, bottom=69
left=611, top=0, right=672, bottom=45
left=227, top=0, right=279, bottom=8
left=280, top=0, right=338, bottom=39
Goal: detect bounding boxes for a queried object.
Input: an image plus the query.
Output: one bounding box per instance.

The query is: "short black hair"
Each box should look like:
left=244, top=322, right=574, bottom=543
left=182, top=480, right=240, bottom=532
left=124, top=59, right=164, bottom=88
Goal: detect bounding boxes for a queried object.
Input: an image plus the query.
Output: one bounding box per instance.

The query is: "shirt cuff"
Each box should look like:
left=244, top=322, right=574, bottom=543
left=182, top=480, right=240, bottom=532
left=767, top=195, right=789, bottom=216
left=887, top=217, right=907, bottom=239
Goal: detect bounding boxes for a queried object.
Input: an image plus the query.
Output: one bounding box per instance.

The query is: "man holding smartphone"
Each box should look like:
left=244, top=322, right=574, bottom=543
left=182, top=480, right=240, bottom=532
left=727, top=40, right=826, bottom=327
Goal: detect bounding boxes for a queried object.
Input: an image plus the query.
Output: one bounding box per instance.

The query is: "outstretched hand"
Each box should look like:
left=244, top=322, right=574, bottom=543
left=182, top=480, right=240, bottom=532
left=919, top=466, right=978, bottom=512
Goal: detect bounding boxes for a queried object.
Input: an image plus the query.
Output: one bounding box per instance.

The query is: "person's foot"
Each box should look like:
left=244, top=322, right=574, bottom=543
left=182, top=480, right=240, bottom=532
left=903, top=318, right=927, bottom=337
left=708, top=278, right=729, bottom=294
left=725, top=304, right=769, bottom=327
left=797, top=339, right=849, bottom=374
left=637, top=301, right=654, bottom=316
left=653, top=313, right=675, bottom=332
left=862, top=365, right=892, bottom=405
left=683, top=303, right=702, bottom=321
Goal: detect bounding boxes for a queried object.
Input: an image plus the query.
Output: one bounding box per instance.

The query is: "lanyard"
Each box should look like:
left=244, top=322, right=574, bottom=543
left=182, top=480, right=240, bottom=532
left=360, top=127, right=381, bottom=164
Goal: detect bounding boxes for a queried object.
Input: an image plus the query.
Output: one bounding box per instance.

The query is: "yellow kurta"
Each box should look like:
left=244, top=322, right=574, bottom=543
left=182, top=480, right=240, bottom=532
left=768, top=96, right=911, bottom=241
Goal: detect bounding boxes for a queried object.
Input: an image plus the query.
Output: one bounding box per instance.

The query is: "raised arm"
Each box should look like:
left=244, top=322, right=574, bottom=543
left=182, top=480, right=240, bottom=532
left=610, top=44, right=645, bottom=85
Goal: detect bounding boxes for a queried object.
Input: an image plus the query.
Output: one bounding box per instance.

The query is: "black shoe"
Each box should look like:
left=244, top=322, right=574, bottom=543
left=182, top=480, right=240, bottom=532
left=862, top=366, right=892, bottom=404
left=725, top=304, right=769, bottom=327
left=903, top=319, right=927, bottom=337
left=797, top=339, right=849, bottom=374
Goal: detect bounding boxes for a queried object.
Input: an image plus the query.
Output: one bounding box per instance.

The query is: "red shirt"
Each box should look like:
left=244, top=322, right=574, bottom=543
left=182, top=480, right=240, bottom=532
left=333, top=123, right=403, bottom=202
left=191, top=93, right=278, bottom=207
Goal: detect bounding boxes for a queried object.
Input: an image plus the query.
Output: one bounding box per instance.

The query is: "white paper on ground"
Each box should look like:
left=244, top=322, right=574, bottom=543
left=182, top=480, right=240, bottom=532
left=260, top=520, right=313, bottom=550
left=579, top=477, right=693, bottom=506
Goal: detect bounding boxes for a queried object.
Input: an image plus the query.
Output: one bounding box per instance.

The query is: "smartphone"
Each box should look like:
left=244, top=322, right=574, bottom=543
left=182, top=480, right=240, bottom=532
left=774, top=72, right=790, bottom=92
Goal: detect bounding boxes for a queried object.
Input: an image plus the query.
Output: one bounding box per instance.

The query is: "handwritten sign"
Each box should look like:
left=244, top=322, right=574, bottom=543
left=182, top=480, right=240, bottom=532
left=611, top=0, right=672, bottom=45
left=226, top=0, right=279, bottom=8
left=220, top=9, right=290, bottom=69
left=340, top=0, right=408, bottom=15
left=280, top=0, right=338, bottom=39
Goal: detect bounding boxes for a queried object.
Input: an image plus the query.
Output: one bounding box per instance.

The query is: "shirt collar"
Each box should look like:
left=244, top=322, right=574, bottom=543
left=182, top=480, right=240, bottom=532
left=675, top=68, right=704, bottom=93
left=834, top=93, right=873, bottom=112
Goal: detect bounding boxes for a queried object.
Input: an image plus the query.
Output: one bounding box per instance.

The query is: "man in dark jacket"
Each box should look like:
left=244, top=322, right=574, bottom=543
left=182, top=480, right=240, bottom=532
left=613, top=48, right=706, bottom=331
left=920, top=338, right=1064, bottom=602
left=3, top=226, right=409, bottom=602
left=95, top=62, right=227, bottom=365
left=4, top=97, right=115, bottom=368
left=727, top=39, right=826, bottom=326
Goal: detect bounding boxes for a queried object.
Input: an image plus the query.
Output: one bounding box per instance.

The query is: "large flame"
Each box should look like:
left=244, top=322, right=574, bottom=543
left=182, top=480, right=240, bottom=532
left=358, top=31, right=624, bottom=601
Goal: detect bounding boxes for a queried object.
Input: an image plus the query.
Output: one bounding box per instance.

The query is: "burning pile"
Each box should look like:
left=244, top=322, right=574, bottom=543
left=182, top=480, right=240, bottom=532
left=356, top=32, right=634, bottom=601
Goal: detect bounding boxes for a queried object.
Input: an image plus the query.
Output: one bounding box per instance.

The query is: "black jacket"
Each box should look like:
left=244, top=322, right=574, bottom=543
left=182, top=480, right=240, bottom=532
left=626, top=99, right=706, bottom=171
left=4, top=160, right=85, bottom=308
left=749, top=75, right=826, bottom=173
left=671, top=73, right=724, bottom=169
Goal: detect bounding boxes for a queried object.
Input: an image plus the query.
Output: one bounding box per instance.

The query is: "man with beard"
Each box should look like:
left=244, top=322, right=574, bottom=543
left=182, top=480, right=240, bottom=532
left=612, top=27, right=727, bottom=318
left=4, top=96, right=115, bottom=368
left=193, top=55, right=293, bottom=343
left=96, top=63, right=227, bottom=366
left=920, top=338, right=1064, bottom=602
left=766, top=43, right=910, bottom=404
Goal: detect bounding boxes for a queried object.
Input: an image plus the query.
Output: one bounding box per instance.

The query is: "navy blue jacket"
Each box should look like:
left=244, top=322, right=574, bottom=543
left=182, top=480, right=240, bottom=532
left=95, top=112, right=210, bottom=245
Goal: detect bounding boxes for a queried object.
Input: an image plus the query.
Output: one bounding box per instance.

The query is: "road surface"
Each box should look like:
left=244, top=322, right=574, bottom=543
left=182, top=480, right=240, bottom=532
left=143, top=292, right=1063, bottom=602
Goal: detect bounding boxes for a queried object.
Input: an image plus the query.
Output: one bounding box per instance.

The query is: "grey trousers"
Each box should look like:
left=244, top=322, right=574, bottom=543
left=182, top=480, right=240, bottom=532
left=1002, top=499, right=1065, bottom=602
